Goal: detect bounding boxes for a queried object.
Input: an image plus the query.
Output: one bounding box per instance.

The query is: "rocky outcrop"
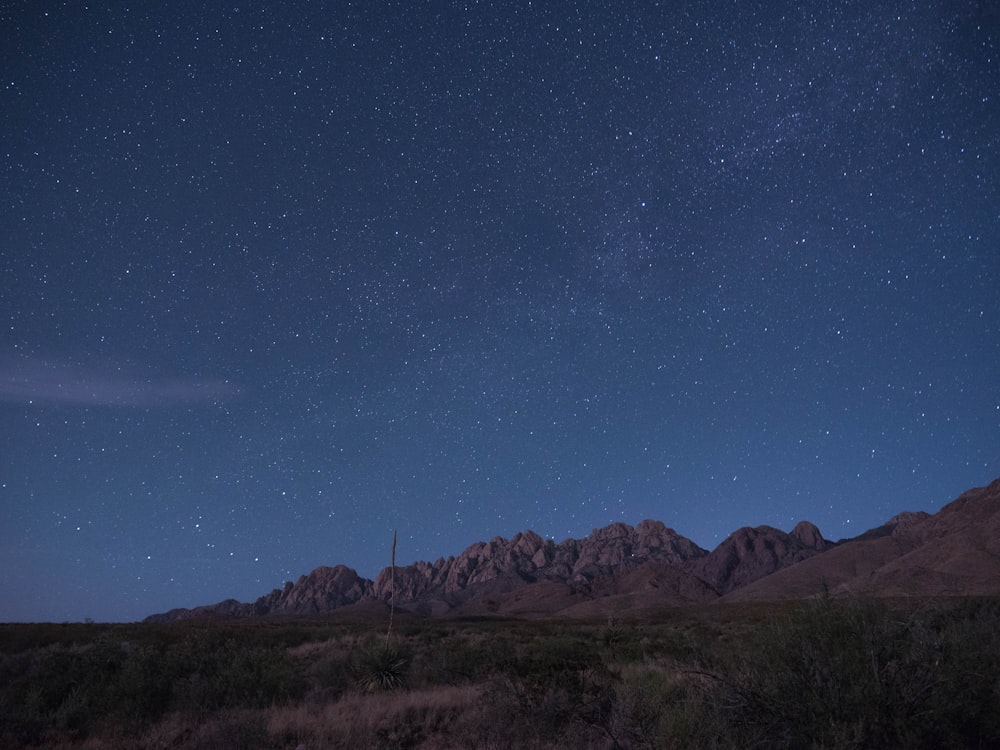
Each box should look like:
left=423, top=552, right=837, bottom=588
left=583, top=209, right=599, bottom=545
left=841, top=510, right=933, bottom=544
left=368, top=520, right=708, bottom=607
left=144, top=477, right=1000, bottom=621
left=725, top=477, right=1000, bottom=602
left=250, top=565, right=372, bottom=615
left=147, top=520, right=708, bottom=620
left=567, top=520, right=706, bottom=583
left=143, top=567, right=373, bottom=622
left=686, top=523, right=835, bottom=594
left=790, top=521, right=826, bottom=549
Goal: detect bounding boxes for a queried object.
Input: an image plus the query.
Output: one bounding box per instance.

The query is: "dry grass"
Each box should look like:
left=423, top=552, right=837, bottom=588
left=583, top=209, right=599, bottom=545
left=33, top=687, right=480, bottom=750
left=267, top=683, right=481, bottom=748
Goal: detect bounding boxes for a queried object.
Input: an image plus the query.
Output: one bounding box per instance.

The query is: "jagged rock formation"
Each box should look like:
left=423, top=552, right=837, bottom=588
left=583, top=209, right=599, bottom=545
left=685, top=521, right=835, bottom=594
left=145, top=477, right=1000, bottom=622
left=250, top=565, right=372, bottom=615
left=724, top=477, right=1000, bottom=602
left=361, top=520, right=710, bottom=616
left=368, top=521, right=708, bottom=606
left=145, top=566, right=374, bottom=621
left=146, top=520, right=712, bottom=621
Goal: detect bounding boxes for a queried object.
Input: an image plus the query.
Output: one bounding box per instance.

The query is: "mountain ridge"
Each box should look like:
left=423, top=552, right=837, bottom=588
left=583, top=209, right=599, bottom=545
left=146, top=477, right=1000, bottom=622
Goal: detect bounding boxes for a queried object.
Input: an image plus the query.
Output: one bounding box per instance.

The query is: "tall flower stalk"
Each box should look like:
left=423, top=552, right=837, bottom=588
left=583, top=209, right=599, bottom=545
left=354, top=528, right=408, bottom=692
left=385, top=528, right=396, bottom=648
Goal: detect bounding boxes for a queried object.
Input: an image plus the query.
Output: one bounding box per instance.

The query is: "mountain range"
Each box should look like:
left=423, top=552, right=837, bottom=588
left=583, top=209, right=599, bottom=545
left=146, top=476, right=1000, bottom=622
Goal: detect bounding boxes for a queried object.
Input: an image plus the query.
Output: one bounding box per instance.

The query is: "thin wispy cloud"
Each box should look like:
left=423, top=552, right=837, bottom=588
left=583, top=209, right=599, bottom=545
left=0, top=357, right=239, bottom=407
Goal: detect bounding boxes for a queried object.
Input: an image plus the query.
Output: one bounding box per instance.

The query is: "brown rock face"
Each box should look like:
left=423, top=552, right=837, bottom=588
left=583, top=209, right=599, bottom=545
left=790, top=521, right=826, bottom=549
left=251, top=565, right=373, bottom=615
left=370, top=520, right=709, bottom=606
left=571, top=520, right=706, bottom=578
left=687, top=524, right=834, bottom=594
left=857, top=478, right=1000, bottom=596
left=147, top=520, right=707, bottom=620
left=144, top=477, right=1000, bottom=621
left=725, top=477, right=1000, bottom=602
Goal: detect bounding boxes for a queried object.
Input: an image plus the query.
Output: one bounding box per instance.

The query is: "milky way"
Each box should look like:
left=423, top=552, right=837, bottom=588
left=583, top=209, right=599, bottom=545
left=2, top=1, right=998, bottom=621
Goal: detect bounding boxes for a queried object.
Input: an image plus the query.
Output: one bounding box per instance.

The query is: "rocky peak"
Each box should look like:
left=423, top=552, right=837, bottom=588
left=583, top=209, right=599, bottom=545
left=252, top=564, right=373, bottom=615
left=790, top=520, right=826, bottom=549
left=688, top=523, right=831, bottom=594
left=590, top=521, right=633, bottom=540
left=571, top=520, right=707, bottom=574
left=366, top=520, right=708, bottom=604
left=510, top=529, right=545, bottom=554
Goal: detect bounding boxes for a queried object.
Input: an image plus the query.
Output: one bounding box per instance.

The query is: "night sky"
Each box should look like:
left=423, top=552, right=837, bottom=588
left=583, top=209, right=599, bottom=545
left=3, top=1, right=998, bottom=623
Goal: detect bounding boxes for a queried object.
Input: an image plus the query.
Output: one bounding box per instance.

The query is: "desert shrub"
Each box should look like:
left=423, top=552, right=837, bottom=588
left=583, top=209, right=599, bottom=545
left=520, top=633, right=602, bottom=689
left=474, top=632, right=612, bottom=745
left=0, top=654, right=48, bottom=745
left=216, top=640, right=296, bottom=707
left=3, top=601, right=997, bottom=749
left=408, top=635, right=487, bottom=687
left=478, top=631, right=521, bottom=675
left=609, top=625, right=703, bottom=667
left=300, top=642, right=354, bottom=700
left=704, top=596, right=997, bottom=749
left=922, top=597, right=1000, bottom=747
left=472, top=673, right=592, bottom=749
left=105, top=643, right=174, bottom=724
left=0, top=635, right=169, bottom=743
left=606, top=663, right=722, bottom=749
left=169, top=636, right=301, bottom=713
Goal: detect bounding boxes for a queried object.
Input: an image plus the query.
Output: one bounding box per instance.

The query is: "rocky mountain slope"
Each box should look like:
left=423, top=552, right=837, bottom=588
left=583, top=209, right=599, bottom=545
left=724, top=476, right=1000, bottom=602
left=146, top=477, right=1000, bottom=621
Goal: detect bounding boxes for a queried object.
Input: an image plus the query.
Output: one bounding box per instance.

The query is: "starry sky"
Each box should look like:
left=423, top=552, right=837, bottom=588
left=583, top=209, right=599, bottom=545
left=2, top=1, right=998, bottom=623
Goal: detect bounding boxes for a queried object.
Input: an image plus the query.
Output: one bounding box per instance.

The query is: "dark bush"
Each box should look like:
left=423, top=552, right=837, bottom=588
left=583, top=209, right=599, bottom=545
left=706, top=596, right=1000, bottom=749
left=1, top=600, right=998, bottom=748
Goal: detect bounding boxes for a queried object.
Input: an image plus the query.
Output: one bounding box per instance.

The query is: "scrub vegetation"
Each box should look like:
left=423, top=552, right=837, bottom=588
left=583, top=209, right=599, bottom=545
left=1, top=596, right=998, bottom=749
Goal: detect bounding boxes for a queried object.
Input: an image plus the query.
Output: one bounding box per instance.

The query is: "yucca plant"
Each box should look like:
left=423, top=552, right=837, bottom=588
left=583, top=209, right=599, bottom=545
left=353, top=641, right=411, bottom=692
left=353, top=529, right=410, bottom=692
left=601, top=615, right=624, bottom=648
